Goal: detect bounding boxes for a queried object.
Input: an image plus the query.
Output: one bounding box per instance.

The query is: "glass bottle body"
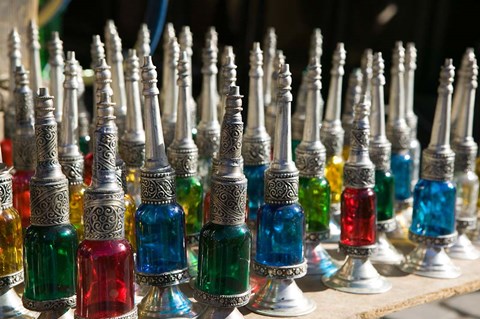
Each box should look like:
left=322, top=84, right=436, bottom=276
left=325, top=155, right=344, bottom=206
left=340, top=187, right=376, bottom=247
left=342, top=145, right=350, bottom=162
left=453, top=171, right=478, bottom=220
left=12, top=170, right=35, bottom=229
left=23, top=224, right=78, bottom=301
left=176, top=176, right=203, bottom=236
left=299, top=176, right=330, bottom=234
left=391, top=153, right=413, bottom=201
left=124, top=193, right=137, bottom=250
left=126, top=168, right=141, bottom=207
left=1, top=138, right=13, bottom=167
left=84, top=152, right=93, bottom=186
left=291, top=140, right=301, bottom=161
left=374, top=170, right=395, bottom=222
left=135, top=203, right=188, bottom=274
left=256, top=203, right=305, bottom=266
left=197, top=223, right=251, bottom=295
left=76, top=239, right=135, bottom=319
left=198, top=157, right=212, bottom=193
left=409, top=139, right=421, bottom=190
left=203, top=190, right=211, bottom=224
left=69, top=183, right=86, bottom=241
left=410, top=179, right=456, bottom=237
left=0, top=207, right=23, bottom=276
left=244, top=164, right=269, bottom=224
left=79, top=135, right=91, bottom=155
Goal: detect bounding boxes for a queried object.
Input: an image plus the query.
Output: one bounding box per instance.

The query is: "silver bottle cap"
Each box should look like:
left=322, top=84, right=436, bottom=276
left=84, top=91, right=125, bottom=240
left=265, top=64, right=299, bottom=204
left=27, top=20, right=42, bottom=95
left=295, top=57, right=326, bottom=178
left=243, top=42, right=271, bottom=166
left=321, top=43, right=346, bottom=158
left=179, top=26, right=197, bottom=132
left=404, top=42, right=418, bottom=138
left=421, top=59, right=455, bottom=182
left=197, top=38, right=221, bottom=159
left=30, top=88, right=70, bottom=226
left=211, top=86, right=247, bottom=225
left=141, top=56, right=176, bottom=204
left=89, top=35, right=106, bottom=140
left=344, top=95, right=375, bottom=188
left=59, top=51, right=84, bottom=186
left=369, top=52, right=391, bottom=171
left=219, top=48, right=237, bottom=122
left=162, top=36, right=180, bottom=148
left=262, top=27, right=277, bottom=108
left=341, top=68, right=363, bottom=149
left=387, top=41, right=411, bottom=153
left=360, top=49, right=373, bottom=100
left=119, top=49, right=146, bottom=169
left=13, top=65, right=36, bottom=171
left=168, top=51, right=198, bottom=178
left=48, top=32, right=64, bottom=124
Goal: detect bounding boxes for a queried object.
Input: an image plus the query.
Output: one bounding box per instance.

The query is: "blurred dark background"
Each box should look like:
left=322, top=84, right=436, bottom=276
left=61, top=0, right=480, bottom=148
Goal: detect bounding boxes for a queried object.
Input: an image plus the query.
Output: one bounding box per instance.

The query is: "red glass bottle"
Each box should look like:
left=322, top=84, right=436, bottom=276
left=12, top=170, right=35, bottom=229
left=84, top=152, right=93, bottom=186
left=1, top=139, right=13, bottom=167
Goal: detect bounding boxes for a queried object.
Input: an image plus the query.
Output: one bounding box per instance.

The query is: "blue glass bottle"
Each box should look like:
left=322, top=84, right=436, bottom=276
left=245, top=165, right=268, bottom=222
left=391, top=153, right=413, bottom=201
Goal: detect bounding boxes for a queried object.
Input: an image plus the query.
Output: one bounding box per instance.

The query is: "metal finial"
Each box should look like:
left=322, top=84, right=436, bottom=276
left=421, top=59, right=455, bottom=181
left=404, top=42, right=417, bottom=121
left=309, top=28, right=323, bottom=61
left=90, top=35, right=106, bottom=67
left=360, top=48, right=373, bottom=99
left=8, top=28, right=22, bottom=96
left=108, top=33, right=127, bottom=135
left=48, top=31, right=64, bottom=124
left=135, top=23, right=151, bottom=59
left=342, top=68, right=363, bottom=149
left=243, top=42, right=271, bottom=166
left=179, top=26, right=193, bottom=55
left=162, top=36, right=180, bottom=147
left=263, top=27, right=277, bottom=107
left=163, top=22, right=176, bottom=46
left=206, top=26, right=218, bottom=46
left=265, top=50, right=286, bottom=142
left=219, top=52, right=237, bottom=122
left=27, top=20, right=42, bottom=95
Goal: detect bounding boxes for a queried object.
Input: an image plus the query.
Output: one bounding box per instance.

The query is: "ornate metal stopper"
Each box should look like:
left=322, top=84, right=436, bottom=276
left=344, top=95, right=375, bottom=189
left=262, top=27, right=277, bottom=108
left=104, top=19, right=118, bottom=65
left=369, top=52, right=391, bottom=172
left=321, top=43, right=346, bottom=158
left=197, top=38, right=221, bottom=159
left=219, top=48, right=237, bottom=123
left=119, top=49, right=146, bottom=169
left=360, top=49, right=373, bottom=100
left=108, top=33, right=127, bottom=135
left=309, top=28, right=323, bottom=60
left=265, top=50, right=286, bottom=143
left=30, top=88, right=70, bottom=226
left=27, top=20, right=42, bottom=95
left=210, top=86, right=247, bottom=226
left=58, top=51, right=84, bottom=186
left=386, top=41, right=411, bottom=153
left=161, top=23, right=176, bottom=102
left=94, top=58, right=114, bottom=110
left=243, top=42, right=271, bottom=166
left=13, top=65, right=36, bottom=172
left=167, top=51, right=198, bottom=178
left=341, top=69, right=362, bottom=150
left=452, top=56, right=478, bottom=173
left=48, top=31, right=64, bottom=124
left=89, top=35, right=106, bottom=140
left=179, top=26, right=197, bottom=126
left=135, top=23, right=151, bottom=102
left=404, top=42, right=418, bottom=138
left=451, top=48, right=475, bottom=136
left=5, top=29, right=22, bottom=140
left=162, top=36, right=180, bottom=148
left=84, top=91, right=125, bottom=240
left=140, top=56, right=176, bottom=205
left=421, top=59, right=455, bottom=182
left=295, top=57, right=326, bottom=178
left=265, top=64, right=299, bottom=205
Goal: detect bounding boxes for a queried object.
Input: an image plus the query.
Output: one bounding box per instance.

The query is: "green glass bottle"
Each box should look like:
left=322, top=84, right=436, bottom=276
left=374, top=170, right=395, bottom=222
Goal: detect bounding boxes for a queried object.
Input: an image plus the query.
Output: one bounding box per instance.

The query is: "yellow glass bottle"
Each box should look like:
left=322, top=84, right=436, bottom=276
left=0, top=207, right=23, bottom=277
left=124, top=192, right=137, bottom=250
left=69, top=183, right=86, bottom=241
left=325, top=155, right=345, bottom=206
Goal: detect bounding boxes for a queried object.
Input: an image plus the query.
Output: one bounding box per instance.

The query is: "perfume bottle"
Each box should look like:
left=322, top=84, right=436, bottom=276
left=27, top=20, right=42, bottom=99
left=321, top=43, right=346, bottom=241
left=265, top=50, right=285, bottom=147
left=296, top=56, right=337, bottom=276
left=262, top=28, right=277, bottom=110
left=195, top=85, right=251, bottom=318
left=168, top=52, right=204, bottom=278
left=292, top=29, right=323, bottom=157
left=180, top=26, right=197, bottom=136
left=248, top=64, right=315, bottom=317
left=218, top=47, right=237, bottom=123
left=404, top=43, right=421, bottom=190
left=76, top=91, right=136, bottom=319
left=369, top=52, right=403, bottom=265
left=58, top=51, right=87, bottom=241
left=119, top=49, right=145, bottom=207
left=400, top=59, right=460, bottom=278
left=12, top=65, right=36, bottom=230
left=323, top=94, right=391, bottom=294
left=242, top=42, right=271, bottom=225
left=341, top=69, right=363, bottom=161
left=197, top=37, right=220, bottom=192
left=23, top=88, right=77, bottom=317
left=447, top=54, right=479, bottom=260
left=48, top=32, right=64, bottom=126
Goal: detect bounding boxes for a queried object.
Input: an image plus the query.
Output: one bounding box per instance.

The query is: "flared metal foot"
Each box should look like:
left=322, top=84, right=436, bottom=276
left=249, top=273, right=266, bottom=295
left=448, top=233, right=480, bottom=260
left=370, top=232, right=404, bottom=265
left=305, top=242, right=338, bottom=276
left=247, top=278, right=316, bottom=317
left=198, top=307, right=243, bottom=319
left=38, top=308, right=74, bottom=319
left=0, top=287, right=37, bottom=319
left=400, top=244, right=461, bottom=279
left=322, top=256, right=392, bottom=294
left=325, top=210, right=341, bottom=243
left=138, top=285, right=203, bottom=318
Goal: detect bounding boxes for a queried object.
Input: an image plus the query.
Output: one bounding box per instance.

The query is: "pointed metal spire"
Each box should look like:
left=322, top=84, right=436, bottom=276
left=295, top=57, right=325, bottom=178
left=422, top=59, right=455, bottom=182
left=77, top=61, right=90, bottom=144
left=59, top=52, right=84, bottom=186
left=219, top=49, right=237, bottom=122
left=321, top=43, right=346, bottom=158
left=161, top=22, right=176, bottom=105
left=108, top=33, right=127, bottom=135
left=218, top=46, right=235, bottom=101
left=206, top=26, right=218, bottom=47
left=265, top=50, right=286, bottom=143
left=360, top=49, right=373, bottom=100
left=292, top=73, right=308, bottom=143
left=162, top=36, right=180, bottom=148
left=90, top=35, right=106, bottom=140
left=265, top=63, right=298, bottom=204
left=387, top=41, right=410, bottom=153
left=243, top=42, right=271, bottom=166
left=404, top=42, right=418, bottom=136
left=369, top=52, right=391, bottom=171
left=168, top=51, right=198, bottom=178
left=6, top=29, right=22, bottom=140
left=135, top=23, right=151, bottom=59
left=104, top=19, right=118, bottom=65
left=197, top=38, right=221, bottom=159
left=27, top=20, right=42, bottom=95
left=262, top=27, right=277, bottom=108
left=48, top=31, right=64, bottom=124
left=341, top=68, right=363, bottom=153
left=309, top=28, right=323, bottom=61
left=179, top=26, right=197, bottom=131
